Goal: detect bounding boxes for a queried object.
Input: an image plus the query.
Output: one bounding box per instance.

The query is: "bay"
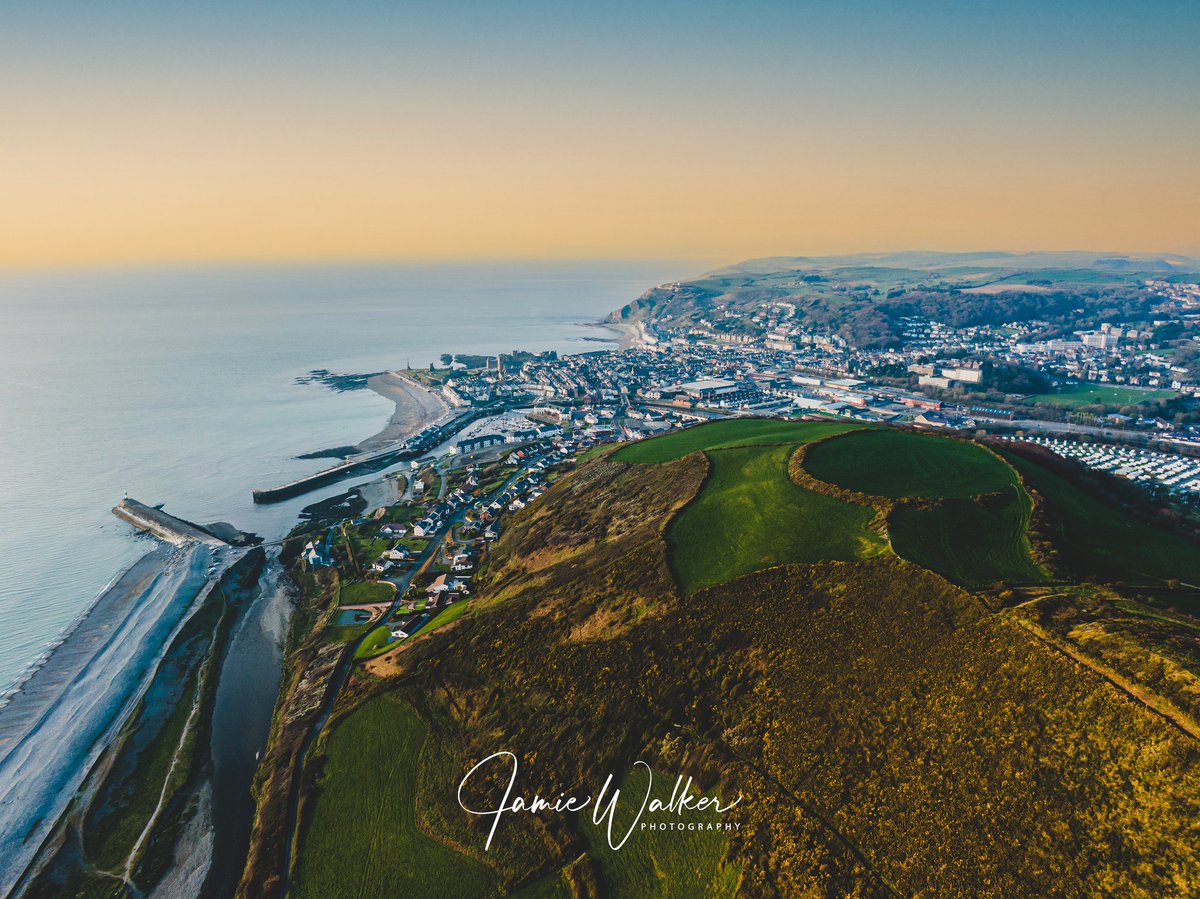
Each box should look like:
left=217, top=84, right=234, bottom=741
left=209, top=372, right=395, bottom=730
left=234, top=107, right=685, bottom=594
left=0, top=260, right=683, bottom=693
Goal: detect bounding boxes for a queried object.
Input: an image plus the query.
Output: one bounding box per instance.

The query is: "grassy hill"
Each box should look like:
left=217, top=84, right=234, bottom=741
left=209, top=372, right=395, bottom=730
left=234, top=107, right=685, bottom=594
left=283, top=421, right=1200, bottom=898
left=667, top=444, right=884, bottom=593
left=612, top=418, right=862, bottom=464
left=888, top=487, right=1049, bottom=589
left=802, top=429, right=1018, bottom=499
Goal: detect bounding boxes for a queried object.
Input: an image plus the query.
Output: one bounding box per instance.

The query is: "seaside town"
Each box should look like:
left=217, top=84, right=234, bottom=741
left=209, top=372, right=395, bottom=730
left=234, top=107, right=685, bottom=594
left=23, top=268, right=1198, bottom=898
left=285, top=288, right=1200, bottom=659
left=11, top=0, right=1200, bottom=890
left=429, top=280, right=1200, bottom=446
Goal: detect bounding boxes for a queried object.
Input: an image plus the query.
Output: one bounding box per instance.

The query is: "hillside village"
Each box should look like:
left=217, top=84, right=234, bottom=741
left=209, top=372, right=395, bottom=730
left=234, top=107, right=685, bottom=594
left=297, top=434, right=584, bottom=656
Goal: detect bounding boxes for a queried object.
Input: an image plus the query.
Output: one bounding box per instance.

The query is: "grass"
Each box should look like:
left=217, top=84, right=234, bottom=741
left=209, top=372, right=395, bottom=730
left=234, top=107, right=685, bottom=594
left=889, top=486, right=1050, bottom=589
left=1002, top=450, right=1200, bottom=586
left=803, top=429, right=1018, bottom=499
left=382, top=503, right=419, bottom=524
left=577, top=766, right=742, bottom=898
left=342, top=532, right=389, bottom=575
left=323, top=623, right=373, bottom=644
left=293, top=694, right=496, bottom=899
left=1026, top=383, right=1177, bottom=408
left=614, top=419, right=863, bottom=464
left=668, top=444, right=884, bottom=593
left=382, top=442, right=1200, bottom=897
left=414, top=599, right=470, bottom=637
left=354, top=625, right=395, bottom=660
left=338, top=580, right=395, bottom=605
left=350, top=535, right=390, bottom=559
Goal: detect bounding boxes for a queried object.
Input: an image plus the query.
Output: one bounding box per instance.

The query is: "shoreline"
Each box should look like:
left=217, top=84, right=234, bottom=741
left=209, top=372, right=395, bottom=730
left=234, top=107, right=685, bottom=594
left=604, top=318, right=654, bottom=350
left=0, top=545, right=157, bottom=710
left=13, top=322, right=626, bottom=892
left=355, top=371, right=450, bottom=452
left=0, top=543, right=224, bottom=896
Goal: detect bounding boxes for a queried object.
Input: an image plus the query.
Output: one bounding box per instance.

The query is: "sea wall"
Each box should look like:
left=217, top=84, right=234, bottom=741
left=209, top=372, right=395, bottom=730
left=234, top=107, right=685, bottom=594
left=113, top=498, right=226, bottom=545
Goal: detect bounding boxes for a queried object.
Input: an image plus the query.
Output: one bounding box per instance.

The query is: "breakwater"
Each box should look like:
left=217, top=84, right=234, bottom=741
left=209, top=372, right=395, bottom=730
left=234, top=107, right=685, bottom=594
left=113, top=498, right=227, bottom=545
left=251, top=447, right=412, bottom=504
left=251, top=406, right=491, bottom=503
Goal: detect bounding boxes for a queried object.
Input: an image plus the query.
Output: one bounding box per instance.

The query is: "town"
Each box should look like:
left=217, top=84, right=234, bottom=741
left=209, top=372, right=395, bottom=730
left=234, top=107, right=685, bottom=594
left=294, top=290, right=1200, bottom=659
left=297, top=431, right=585, bottom=658
left=430, top=281, right=1200, bottom=448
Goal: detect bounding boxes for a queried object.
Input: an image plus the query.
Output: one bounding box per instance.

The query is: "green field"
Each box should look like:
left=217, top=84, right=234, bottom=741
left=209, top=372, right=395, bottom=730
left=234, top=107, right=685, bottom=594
left=578, top=766, right=742, bottom=898
left=668, top=444, right=884, bottom=593
left=1002, top=450, right=1200, bottom=586
left=293, top=695, right=496, bottom=899
left=1027, top=383, right=1177, bottom=408
left=417, top=599, right=470, bottom=635
left=889, top=486, right=1049, bottom=589
left=338, top=580, right=395, bottom=605
left=353, top=624, right=395, bottom=659
left=803, top=430, right=1018, bottom=499
left=614, top=419, right=863, bottom=464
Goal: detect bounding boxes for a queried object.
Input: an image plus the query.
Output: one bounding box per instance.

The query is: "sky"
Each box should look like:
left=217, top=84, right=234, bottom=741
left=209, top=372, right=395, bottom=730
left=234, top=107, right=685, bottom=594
left=2, top=0, right=1198, bottom=268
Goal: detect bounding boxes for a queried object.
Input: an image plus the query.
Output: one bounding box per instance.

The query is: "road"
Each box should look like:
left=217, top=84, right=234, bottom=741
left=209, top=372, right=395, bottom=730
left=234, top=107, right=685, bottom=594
left=974, top=416, right=1200, bottom=457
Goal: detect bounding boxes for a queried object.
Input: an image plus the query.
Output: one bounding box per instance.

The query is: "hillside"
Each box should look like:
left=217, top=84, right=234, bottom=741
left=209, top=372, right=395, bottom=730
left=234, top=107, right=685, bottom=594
left=609, top=251, right=1200, bottom=353
left=282, top=421, right=1200, bottom=898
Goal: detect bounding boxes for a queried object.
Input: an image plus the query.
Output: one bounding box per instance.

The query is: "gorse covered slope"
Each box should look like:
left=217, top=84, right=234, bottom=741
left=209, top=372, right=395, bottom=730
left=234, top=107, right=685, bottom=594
left=290, top=421, right=1200, bottom=898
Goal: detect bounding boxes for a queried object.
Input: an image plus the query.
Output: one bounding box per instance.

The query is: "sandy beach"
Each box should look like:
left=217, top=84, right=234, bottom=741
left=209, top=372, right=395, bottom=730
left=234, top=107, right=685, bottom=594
left=356, top=371, right=450, bottom=452
left=606, top=319, right=655, bottom=350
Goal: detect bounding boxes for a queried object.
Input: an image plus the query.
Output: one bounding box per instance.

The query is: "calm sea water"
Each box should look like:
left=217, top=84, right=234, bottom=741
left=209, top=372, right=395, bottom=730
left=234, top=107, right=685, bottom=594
left=0, top=261, right=684, bottom=692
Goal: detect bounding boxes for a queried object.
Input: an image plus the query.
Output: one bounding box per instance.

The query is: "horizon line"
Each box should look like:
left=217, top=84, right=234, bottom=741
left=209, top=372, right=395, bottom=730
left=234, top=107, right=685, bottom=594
left=1, top=246, right=1198, bottom=279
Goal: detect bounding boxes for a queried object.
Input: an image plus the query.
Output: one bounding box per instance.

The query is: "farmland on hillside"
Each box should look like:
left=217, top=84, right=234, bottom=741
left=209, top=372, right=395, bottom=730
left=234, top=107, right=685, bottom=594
left=889, top=487, right=1049, bottom=589
left=292, top=694, right=496, bottom=899
left=667, top=444, right=884, bottom=592
left=614, top=418, right=862, bottom=464
left=803, top=429, right=1018, bottom=498
left=1002, top=450, right=1200, bottom=586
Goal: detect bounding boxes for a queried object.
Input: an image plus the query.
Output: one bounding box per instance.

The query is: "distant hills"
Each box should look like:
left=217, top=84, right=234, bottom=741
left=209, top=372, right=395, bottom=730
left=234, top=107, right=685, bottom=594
left=608, top=251, right=1200, bottom=357
left=708, top=250, right=1199, bottom=277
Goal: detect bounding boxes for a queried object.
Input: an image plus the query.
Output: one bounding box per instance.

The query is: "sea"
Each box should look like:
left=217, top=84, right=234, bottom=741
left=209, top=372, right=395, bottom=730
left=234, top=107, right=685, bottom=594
left=0, top=261, right=686, bottom=695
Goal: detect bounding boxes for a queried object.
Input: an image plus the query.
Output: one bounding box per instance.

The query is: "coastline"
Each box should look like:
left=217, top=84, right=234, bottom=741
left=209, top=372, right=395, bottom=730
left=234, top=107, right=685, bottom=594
left=355, top=371, right=450, bottom=452
left=605, top=318, right=654, bottom=350
left=0, top=262, right=679, bottom=897
left=0, top=543, right=224, bottom=896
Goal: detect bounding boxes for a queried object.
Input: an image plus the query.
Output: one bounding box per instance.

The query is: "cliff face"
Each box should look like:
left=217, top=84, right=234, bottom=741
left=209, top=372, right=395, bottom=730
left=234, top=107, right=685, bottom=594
left=113, top=498, right=226, bottom=545
left=605, top=282, right=716, bottom=324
